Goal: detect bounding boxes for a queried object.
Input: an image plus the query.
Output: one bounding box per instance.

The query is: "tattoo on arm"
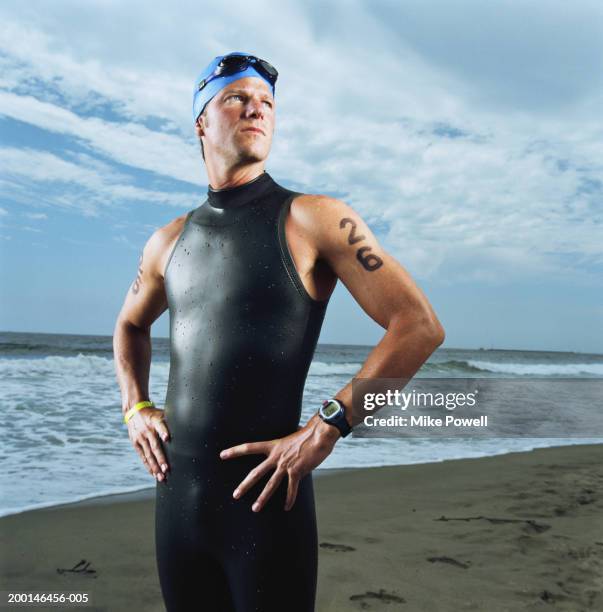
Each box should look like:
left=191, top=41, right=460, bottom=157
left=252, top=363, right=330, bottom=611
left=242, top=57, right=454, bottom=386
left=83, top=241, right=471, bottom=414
left=339, top=218, right=383, bottom=271
left=132, top=253, right=143, bottom=294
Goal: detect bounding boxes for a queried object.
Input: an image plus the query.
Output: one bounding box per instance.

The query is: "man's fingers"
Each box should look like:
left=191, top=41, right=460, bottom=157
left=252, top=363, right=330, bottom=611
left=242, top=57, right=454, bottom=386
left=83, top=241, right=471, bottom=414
left=232, top=459, right=273, bottom=500
left=127, top=408, right=170, bottom=480
left=139, top=437, right=164, bottom=481
left=284, top=472, right=300, bottom=511
left=220, top=440, right=272, bottom=459
left=154, top=416, right=170, bottom=443
left=134, top=445, right=153, bottom=476
left=252, top=468, right=284, bottom=512
left=148, top=431, right=170, bottom=475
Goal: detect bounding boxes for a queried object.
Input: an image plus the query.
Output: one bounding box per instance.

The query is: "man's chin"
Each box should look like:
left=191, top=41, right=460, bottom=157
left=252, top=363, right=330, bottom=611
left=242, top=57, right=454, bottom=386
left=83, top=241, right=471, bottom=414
left=236, top=146, right=269, bottom=164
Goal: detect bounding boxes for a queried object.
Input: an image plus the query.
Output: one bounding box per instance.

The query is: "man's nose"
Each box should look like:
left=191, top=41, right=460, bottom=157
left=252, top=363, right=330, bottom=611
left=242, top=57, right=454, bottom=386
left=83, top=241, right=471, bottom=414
left=244, top=98, right=265, bottom=118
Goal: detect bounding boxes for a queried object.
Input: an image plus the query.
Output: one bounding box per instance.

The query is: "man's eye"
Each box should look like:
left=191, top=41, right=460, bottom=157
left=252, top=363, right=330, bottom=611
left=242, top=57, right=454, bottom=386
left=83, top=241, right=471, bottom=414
left=263, top=100, right=273, bottom=108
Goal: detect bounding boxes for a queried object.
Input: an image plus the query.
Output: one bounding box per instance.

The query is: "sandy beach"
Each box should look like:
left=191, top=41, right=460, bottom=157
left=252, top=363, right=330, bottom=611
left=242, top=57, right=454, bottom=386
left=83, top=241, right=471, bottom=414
left=1, top=443, right=601, bottom=612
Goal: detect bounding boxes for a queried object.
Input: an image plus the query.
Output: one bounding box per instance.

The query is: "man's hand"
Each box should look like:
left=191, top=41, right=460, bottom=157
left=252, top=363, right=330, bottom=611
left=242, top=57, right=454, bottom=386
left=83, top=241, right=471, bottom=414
left=127, top=407, right=171, bottom=482
left=220, top=414, right=340, bottom=512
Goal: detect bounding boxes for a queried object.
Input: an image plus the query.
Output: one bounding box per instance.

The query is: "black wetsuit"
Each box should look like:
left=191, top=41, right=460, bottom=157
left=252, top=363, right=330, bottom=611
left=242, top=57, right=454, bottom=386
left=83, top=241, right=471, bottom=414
left=155, top=171, right=330, bottom=612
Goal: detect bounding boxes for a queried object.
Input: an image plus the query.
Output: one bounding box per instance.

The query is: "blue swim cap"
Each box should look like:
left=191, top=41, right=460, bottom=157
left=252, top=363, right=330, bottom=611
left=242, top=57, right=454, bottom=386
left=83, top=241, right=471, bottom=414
left=193, top=51, right=276, bottom=124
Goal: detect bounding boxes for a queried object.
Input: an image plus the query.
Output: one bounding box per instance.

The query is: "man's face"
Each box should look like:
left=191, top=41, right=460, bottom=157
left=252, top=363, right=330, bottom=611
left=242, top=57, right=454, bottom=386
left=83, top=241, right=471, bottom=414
left=196, top=77, right=275, bottom=165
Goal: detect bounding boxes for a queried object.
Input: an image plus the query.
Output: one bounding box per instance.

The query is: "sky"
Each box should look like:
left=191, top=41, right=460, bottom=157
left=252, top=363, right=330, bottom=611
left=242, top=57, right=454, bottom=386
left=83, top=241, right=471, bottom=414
left=0, top=0, right=601, bottom=353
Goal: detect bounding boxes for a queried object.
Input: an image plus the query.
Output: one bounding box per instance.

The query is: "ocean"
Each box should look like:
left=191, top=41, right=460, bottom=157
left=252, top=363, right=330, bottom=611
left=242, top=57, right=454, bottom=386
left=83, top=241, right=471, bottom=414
left=1, top=330, right=602, bottom=518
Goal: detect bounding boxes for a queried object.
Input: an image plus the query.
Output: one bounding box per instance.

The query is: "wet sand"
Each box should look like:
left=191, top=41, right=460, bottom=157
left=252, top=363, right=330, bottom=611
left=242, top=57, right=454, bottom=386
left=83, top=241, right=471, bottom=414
left=1, top=443, right=601, bottom=611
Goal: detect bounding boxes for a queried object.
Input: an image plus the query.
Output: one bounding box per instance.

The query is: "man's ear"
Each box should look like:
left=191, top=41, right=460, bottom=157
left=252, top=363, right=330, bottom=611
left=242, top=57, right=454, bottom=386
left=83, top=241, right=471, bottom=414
left=195, top=116, right=204, bottom=137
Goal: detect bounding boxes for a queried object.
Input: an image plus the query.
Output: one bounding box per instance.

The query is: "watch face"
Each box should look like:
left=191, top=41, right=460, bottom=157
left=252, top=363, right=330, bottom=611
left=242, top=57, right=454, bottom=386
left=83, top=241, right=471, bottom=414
left=322, top=400, right=341, bottom=419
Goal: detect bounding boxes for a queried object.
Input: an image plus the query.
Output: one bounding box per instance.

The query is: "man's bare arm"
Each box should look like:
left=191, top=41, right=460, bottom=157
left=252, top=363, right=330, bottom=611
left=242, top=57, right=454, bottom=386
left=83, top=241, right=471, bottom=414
left=295, top=195, right=445, bottom=431
left=114, top=230, right=168, bottom=412
left=113, top=215, right=187, bottom=479
left=220, top=197, right=445, bottom=511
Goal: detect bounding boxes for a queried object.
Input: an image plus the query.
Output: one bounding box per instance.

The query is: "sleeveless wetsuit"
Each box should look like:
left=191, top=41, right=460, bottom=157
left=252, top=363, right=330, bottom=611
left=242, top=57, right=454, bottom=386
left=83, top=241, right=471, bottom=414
left=155, top=171, right=330, bottom=612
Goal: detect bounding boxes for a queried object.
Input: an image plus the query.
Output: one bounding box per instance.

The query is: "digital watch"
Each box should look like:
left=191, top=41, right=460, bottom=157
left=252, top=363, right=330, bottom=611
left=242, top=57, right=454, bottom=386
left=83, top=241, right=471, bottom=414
left=318, top=398, right=352, bottom=438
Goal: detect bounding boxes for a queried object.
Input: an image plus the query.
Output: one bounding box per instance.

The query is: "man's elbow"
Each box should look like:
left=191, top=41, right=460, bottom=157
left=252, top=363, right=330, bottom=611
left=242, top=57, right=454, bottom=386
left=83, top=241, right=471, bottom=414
left=114, top=312, right=152, bottom=337
left=428, top=319, right=446, bottom=348
left=414, top=314, right=446, bottom=349
left=389, top=311, right=445, bottom=348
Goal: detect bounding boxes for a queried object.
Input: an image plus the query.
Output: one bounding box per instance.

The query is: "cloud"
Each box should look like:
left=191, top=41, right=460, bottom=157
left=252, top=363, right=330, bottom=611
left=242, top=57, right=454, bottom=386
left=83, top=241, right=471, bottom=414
left=0, top=0, right=601, bottom=284
left=366, top=0, right=603, bottom=116
left=0, top=91, right=200, bottom=184
left=0, top=146, right=196, bottom=216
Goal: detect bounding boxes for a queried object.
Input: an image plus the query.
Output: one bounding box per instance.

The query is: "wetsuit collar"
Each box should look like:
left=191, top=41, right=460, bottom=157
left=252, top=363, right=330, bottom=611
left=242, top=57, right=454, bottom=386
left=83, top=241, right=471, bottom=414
left=207, top=171, right=275, bottom=209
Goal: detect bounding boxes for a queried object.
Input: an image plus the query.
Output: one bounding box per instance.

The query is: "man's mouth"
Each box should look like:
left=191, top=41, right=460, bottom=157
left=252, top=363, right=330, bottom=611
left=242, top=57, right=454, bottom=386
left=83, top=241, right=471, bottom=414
left=242, top=127, right=265, bottom=135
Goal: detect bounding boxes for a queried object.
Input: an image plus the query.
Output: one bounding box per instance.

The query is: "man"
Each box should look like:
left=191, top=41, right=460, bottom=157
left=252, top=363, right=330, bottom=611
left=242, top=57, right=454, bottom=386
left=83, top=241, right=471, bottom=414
left=113, top=51, right=445, bottom=612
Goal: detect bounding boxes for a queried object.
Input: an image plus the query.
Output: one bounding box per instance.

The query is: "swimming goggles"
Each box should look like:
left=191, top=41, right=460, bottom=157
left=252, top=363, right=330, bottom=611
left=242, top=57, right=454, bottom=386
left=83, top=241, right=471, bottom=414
left=197, top=54, right=278, bottom=92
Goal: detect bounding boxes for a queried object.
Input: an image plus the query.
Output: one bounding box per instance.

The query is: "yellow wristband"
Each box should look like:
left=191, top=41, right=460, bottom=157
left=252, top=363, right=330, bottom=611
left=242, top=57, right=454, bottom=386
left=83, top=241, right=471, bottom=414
left=124, top=400, right=155, bottom=424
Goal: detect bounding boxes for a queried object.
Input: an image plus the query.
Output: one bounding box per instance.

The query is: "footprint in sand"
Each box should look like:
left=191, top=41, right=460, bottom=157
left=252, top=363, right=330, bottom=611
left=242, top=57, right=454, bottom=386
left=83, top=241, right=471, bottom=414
left=522, top=519, right=551, bottom=534
left=435, top=515, right=551, bottom=534
left=539, top=589, right=567, bottom=604
left=565, top=545, right=602, bottom=561
left=319, top=542, right=356, bottom=552
left=577, top=488, right=596, bottom=505
left=349, top=588, right=406, bottom=608
left=56, top=559, right=97, bottom=577
left=426, top=556, right=471, bottom=569
left=516, top=534, right=548, bottom=555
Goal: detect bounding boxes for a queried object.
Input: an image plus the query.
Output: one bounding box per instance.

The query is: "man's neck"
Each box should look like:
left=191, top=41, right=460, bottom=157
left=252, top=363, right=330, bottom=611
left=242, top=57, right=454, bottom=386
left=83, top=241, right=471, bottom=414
left=206, top=162, right=266, bottom=191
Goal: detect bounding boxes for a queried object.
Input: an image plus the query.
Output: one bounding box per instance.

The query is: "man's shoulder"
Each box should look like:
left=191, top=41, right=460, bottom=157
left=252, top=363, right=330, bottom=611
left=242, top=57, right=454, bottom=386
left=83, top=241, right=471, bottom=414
left=144, top=212, right=192, bottom=279
left=147, top=212, right=190, bottom=252
left=156, top=212, right=191, bottom=242
left=289, top=193, right=350, bottom=221
left=288, top=193, right=372, bottom=260
left=288, top=193, right=357, bottom=236
left=290, top=193, right=339, bottom=206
